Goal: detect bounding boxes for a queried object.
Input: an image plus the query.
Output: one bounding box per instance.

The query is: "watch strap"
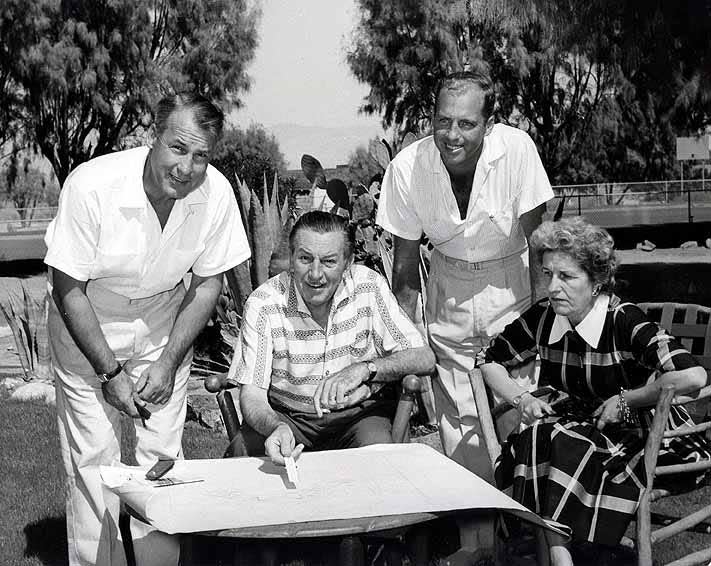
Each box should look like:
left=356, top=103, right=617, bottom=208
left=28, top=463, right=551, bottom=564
left=98, top=363, right=123, bottom=383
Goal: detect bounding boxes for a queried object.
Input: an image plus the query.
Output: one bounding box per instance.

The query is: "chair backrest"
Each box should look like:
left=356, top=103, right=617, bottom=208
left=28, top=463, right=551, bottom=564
left=637, top=302, right=711, bottom=369
left=638, top=302, right=711, bottom=419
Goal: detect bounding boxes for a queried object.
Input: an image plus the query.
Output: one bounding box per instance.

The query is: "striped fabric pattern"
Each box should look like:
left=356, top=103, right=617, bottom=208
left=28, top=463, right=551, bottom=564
left=483, top=295, right=711, bottom=545
left=232, top=264, right=425, bottom=413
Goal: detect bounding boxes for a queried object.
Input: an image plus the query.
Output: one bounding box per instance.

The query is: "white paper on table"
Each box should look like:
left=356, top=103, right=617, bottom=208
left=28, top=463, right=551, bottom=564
left=103, top=443, right=563, bottom=536
left=100, top=465, right=203, bottom=490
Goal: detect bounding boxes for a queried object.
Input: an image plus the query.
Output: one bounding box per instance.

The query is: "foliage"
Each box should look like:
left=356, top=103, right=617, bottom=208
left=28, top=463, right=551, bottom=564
left=341, top=144, right=383, bottom=190
left=0, top=0, right=261, bottom=184
left=0, top=153, right=59, bottom=219
left=347, top=0, right=711, bottom=183
left=0, top=285, right=50, bottom=381
left=210, top=124, right=288, bottom=203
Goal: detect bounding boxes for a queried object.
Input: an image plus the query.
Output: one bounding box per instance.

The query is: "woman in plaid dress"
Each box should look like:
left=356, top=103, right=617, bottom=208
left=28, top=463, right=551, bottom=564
left=478, top=217, right=711, bottom=566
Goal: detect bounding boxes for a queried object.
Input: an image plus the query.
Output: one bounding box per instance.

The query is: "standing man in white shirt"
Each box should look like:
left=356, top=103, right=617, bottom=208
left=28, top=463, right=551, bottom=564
left=44, top=93, right=250, bottom=566
left=376, top=67, right=554, bottom=479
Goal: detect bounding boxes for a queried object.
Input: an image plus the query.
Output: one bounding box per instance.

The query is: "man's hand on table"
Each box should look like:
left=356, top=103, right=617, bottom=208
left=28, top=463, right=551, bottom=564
left=265, top=423, right=304, bottom=466
left=136, top=359, right=176, bottom=405
left=313, top=363, right=372, bottom=417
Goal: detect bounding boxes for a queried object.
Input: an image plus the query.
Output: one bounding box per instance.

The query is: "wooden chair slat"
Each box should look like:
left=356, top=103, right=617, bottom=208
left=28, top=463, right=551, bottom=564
left=651, top=503, right=711, bottom=544
left=663, top=421, right=711, bottom=438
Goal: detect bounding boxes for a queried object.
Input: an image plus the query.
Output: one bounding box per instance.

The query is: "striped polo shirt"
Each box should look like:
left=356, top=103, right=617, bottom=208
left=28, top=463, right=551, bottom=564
left=229, top=264, right=425, bottom=413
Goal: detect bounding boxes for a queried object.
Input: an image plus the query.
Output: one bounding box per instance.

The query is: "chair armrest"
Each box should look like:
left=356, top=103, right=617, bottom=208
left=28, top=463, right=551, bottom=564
left=672, top=384, right=711, bottom=406
left=204, top=372, right=236, bottom=393
left=392, top=375, right=422, bottom=443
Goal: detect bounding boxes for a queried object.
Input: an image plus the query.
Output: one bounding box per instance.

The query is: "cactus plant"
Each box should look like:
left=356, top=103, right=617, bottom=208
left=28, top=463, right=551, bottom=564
left=0, top=286, right=51, bottom=382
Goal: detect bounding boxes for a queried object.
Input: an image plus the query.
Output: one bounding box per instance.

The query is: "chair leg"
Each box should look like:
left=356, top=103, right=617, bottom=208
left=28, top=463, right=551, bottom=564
left=636, top=494, right=653, bottom=566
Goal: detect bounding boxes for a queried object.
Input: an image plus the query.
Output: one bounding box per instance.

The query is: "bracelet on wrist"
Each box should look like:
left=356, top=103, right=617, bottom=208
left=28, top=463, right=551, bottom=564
left=617, top=388, right=638, bottom=425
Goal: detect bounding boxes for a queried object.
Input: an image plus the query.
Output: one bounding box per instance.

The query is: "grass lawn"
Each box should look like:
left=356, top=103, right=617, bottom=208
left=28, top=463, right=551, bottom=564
left=1, top=389, right=710, bottom=566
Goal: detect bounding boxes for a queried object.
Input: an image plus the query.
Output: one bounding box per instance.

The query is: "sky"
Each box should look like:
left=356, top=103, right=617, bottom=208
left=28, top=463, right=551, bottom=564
left=229, top=0, right=385, bottom=168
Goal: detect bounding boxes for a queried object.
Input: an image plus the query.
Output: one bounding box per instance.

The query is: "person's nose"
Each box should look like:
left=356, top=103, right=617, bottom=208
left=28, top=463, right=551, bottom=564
left=445, top=122, right=462, bottom=141
left=308, top=261, right=323, bottom=281
left=176, top=154, right=193, bottom=177
left=547, top=275, right=561, bottom=295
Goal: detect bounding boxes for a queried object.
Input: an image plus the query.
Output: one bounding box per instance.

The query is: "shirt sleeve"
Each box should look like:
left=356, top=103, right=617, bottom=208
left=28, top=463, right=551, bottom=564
left=515, top=133, right=554, bottom=218
left=43, top=167, right=100, bottom=281
left=192, top=171, right=251, bottom=277
left=481, top=301, right=546, bottom=368
left=228, top=292, right=274, bottom=390
left=370, top=272, right=425, bottom=355
left=616, top=304, right=700, bottom=373
left=375, top=160, right=423, bottom=241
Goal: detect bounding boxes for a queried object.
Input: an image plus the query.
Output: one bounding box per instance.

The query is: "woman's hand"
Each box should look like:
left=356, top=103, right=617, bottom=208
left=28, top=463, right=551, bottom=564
left=518, top=392, right=555, bottom=425
left=592, top=395, right=622, bottom=430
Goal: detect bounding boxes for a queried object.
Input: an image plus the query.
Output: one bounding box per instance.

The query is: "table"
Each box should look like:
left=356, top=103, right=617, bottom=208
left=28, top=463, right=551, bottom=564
left=104, top=443, right=555, bottom=565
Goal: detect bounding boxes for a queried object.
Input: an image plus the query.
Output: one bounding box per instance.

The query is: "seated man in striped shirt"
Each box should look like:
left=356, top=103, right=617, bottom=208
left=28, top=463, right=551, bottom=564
left=227, top=211, right=436, bottom=464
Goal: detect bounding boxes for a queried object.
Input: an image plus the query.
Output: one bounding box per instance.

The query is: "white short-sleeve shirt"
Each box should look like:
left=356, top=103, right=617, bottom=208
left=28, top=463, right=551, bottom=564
left=376, top=124, right=553, bottom=262
left=44, top=146, right=250, bottom=298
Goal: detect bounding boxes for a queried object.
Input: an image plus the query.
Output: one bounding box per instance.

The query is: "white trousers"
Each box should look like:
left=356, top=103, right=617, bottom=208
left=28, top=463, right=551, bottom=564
left=426, top=249, right=536, bottom=480
left=49, top=282, right=191, bottom=566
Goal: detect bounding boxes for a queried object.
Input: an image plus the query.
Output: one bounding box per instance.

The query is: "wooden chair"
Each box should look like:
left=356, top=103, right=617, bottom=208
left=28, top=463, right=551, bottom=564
left=471, top=301, right=711, bottom=566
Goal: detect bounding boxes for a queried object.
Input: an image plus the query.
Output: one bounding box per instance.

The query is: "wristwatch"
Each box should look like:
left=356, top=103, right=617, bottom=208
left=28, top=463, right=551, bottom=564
left=364, top=361, right=378, bottom=383
left=97, top=363, right=123, bottom=384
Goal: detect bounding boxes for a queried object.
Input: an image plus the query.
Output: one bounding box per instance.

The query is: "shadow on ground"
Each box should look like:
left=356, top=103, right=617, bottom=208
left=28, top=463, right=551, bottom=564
left=23, top=516, right=68, bottom=566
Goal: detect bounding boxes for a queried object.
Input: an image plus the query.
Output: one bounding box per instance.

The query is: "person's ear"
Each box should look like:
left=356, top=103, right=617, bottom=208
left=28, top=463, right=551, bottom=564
left=146, top=124, right=157, bottom=148
left=484, top=115, right=495, bottom=136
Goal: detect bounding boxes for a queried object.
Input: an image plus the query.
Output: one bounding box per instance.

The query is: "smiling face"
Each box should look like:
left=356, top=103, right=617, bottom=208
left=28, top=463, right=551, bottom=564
left=290, top=228, right=353, bottom=320
left=143, top=107, right=216, bottom=205
left=542, top=251, right=597, bottom=326
left=433, top=85, right=494, bottom=176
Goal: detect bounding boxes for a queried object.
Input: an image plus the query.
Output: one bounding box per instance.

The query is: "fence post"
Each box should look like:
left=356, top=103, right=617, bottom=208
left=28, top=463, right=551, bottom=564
left=577, top=193, right=582, bottom=216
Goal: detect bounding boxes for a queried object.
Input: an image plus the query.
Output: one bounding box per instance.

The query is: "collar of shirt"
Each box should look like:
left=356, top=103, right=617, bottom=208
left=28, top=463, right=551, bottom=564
left=432, top=124, right=506, bottom=179
left=548, top=293, right=610, bottom=348
left=286, top=266, right=356, bottom=320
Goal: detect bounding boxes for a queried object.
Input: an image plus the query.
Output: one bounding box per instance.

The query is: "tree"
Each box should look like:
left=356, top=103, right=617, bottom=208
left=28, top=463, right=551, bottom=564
left=347, top=0, right=711, bottom=183
left=0, top=154, right=59, bottom=220
left=210, top=124, right=287, bottom=200
left=342, top=144, right=383, bottom=189
left=0, top=0, right=261, bottom=184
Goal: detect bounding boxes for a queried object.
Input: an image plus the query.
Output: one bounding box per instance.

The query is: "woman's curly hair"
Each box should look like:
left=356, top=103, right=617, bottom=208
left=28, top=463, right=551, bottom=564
left=530, top=217, right=617, bottom=293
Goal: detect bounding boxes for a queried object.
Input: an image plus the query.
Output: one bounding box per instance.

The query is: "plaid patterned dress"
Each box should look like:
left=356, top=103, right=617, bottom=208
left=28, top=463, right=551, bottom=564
left=482, top=295, right=711, bottom=545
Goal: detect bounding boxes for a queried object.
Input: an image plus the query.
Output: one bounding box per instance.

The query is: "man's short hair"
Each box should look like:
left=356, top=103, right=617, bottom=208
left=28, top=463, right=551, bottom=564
left=289, top=211, right=355, bottom=259
left=434, top=65, right=495, bottom=119
left=154, top=92, right=225, bottom=140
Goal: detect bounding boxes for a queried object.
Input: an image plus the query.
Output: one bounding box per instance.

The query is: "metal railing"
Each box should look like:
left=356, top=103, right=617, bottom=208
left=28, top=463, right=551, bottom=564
left=549, top=180, right=711, bottom=226
left=0, top=207, right=57, bottom=233
left=2, top=179, right=711, bottom=233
